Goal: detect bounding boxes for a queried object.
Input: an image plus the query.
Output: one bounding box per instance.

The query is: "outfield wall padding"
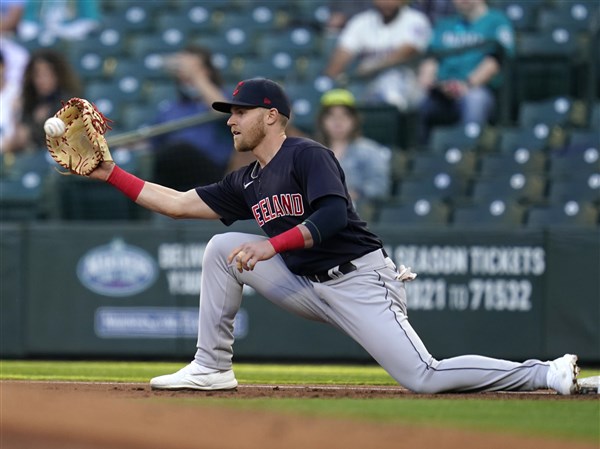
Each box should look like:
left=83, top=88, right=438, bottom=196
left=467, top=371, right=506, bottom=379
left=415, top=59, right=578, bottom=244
left=1, top=222, right=598, bottom=363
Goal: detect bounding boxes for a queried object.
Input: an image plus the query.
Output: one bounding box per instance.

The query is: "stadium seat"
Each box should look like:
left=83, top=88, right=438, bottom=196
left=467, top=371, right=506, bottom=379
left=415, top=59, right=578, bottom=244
left=548, top=150, right=600, bottom=180
left=257, top=27, right=321, bottom=59
left=377, top=198, right=450, bottom=227
left=537, top=3, right=596, bottom=33
left=0, top=175, right=44, bottom=221
left=127, top=33, right=186, bottom=61
left=193, top=30, right=258, bottom=58
left=395, top=172, right=468, bottom=204
left=410, top=149, right=478, bottom=179
left=49, top=175, right=147, bottom=221
left=451, top=199, right=526, bottom=228
left=498, top=2, right=540, bottom=32
left=428, top=123, right=483, bottom=153
left=547, top=175, right=600, bottom=205
left=470, top=173, right=547, bottom=205
left=497, top=126, right=550, bottom=154
left=118, top=103, right=155, bottom=132
left=238, top=55, right=293, bottom=82
left=568, top=130, right=600, bottom=149
left=478, top=150, right=547, bottom=177
left=284, top=81, right=325, bottom=133
left=355, top=104, right=404, bottom=149
left=512, top=29, right=578, bottom=102
left=518, top=97, right=574, bottom=129
left=155, top=7, right=218, bottom=36
left=526, top=200, right=598, bottom=227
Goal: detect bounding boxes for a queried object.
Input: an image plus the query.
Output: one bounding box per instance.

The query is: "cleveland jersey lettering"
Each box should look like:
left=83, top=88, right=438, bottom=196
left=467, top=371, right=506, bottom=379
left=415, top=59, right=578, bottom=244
left=251, top=194, right=304, bottom=227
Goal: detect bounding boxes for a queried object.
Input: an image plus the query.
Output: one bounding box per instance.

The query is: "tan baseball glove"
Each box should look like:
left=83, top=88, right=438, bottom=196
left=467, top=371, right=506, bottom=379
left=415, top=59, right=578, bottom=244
left=46, top=97, right=113, bottom=175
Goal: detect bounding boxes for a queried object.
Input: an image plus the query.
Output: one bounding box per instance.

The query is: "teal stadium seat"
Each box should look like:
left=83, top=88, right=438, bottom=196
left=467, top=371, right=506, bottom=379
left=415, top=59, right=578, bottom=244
left=547, top=175, right=600, bottom=205
left=377, top=198, right=450, bottom=227
left=478, top=150, right=547, bottom=177
left=257, top=27, right=320, bottom=59
left=518, top=97, right=575, bottom=129
left=470, top=173, right=547, bottom=206
left=497, top=126, right=550, bottom=154
left=410, top=150, right=478, bottom=179
left=513, top=29, right=579, bottom=102
left=428, top=123, right=483, bottom=153
left=526, top=201, right=598, bottom=227
left=548, top=149, right=600, bottom=180
left=452, top=199, right=526, bottom=228
left=396, top=172, right=468, bottom=205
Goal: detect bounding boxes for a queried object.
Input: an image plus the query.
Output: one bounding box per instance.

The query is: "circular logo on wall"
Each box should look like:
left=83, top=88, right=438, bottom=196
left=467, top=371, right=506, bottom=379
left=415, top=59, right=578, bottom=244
left=77, top=239, right=158, bottom=297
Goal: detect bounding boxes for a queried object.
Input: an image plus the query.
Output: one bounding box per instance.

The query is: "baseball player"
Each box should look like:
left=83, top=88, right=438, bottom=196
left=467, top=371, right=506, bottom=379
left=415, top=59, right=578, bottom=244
left=88, top=78, right=581, bottom=394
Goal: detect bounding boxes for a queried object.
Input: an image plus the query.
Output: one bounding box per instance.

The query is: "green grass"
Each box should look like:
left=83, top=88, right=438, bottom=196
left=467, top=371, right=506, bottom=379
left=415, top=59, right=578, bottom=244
left=2, top=360, right=599, bottom=442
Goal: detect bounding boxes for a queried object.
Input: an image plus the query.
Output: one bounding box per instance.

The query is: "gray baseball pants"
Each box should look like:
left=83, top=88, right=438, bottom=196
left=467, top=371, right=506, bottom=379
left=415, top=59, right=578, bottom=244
left=193, top=232, right=550, bottom=393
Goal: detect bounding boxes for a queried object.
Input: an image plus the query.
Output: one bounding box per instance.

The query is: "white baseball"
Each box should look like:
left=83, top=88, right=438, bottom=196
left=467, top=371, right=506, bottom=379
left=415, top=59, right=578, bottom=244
left=44, top=117, right=66, bottom=137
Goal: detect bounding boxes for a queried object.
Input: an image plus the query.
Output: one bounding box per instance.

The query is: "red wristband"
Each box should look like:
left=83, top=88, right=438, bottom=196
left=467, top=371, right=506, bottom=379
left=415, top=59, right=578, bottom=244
left=268, top=226, right=305, bottom=253
left=106, top=165, right=145, bottom=202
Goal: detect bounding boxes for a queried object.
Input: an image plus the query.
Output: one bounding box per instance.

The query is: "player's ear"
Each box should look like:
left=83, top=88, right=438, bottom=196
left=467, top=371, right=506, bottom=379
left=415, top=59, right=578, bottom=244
left=265, top=108, right=279, bottom=125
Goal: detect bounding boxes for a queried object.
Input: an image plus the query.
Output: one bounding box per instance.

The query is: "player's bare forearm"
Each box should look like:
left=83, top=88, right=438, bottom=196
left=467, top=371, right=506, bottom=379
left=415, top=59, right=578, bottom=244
left=89, top=161, right=220, bottom=220
left=137, top=183, right=220, bottom=220
left=228, top=224, right=313, bottom=272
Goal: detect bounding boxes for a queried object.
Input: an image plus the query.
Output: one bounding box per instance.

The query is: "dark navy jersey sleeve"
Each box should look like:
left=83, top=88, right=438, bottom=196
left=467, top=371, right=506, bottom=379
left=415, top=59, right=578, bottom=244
left=195, top=165, right=254, bottom=225
left=292, top=143, right=349, bottom=206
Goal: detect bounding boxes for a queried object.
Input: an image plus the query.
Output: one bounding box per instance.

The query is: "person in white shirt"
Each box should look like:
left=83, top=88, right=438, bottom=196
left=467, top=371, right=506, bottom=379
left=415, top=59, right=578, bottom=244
left=325, top=0, right=432, bottom=111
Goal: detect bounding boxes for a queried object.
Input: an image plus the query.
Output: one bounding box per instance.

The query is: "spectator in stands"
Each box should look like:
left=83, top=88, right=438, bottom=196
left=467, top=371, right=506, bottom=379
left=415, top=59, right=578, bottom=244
left=325, top=1, right=371, bottom=35
left=150, top=45, right=235, bottom=190
left=6, top=48, right=81, bottom=154
left=0, top=51, right=21, bottom=153
left=411, top=0, right=455, bottom=25
left=17, top=0, right=101, bottom=43
left=324, top=0, right=432, bottom=112
left=314, top=88, right=392, bottom=219
left=417, top=0, right=514, bottom=145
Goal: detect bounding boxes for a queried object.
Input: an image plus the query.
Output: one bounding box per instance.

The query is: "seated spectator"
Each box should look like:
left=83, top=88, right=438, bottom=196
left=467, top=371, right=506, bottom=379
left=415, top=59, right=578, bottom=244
left=18, top=0, right=101, bottom=43
left=314, top=88, right=392, bottom=220
left=417, top=0, right=514, bottom=145
left=6, top=48, right=81, bottom=154
left=324, top=0, right=431, bottom=112
left=150, top=45, right=235, bottom=190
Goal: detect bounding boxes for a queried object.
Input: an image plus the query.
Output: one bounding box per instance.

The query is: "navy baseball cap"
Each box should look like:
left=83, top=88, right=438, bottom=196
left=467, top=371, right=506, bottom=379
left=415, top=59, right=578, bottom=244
left=212, top=78, right=291, bottom=118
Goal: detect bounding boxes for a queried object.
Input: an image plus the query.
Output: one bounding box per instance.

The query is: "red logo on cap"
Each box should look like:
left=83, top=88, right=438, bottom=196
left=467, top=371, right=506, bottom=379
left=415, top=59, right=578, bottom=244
left=233, top=81, right=244, bottom=96
left=263, top=97, right=272, bottom=105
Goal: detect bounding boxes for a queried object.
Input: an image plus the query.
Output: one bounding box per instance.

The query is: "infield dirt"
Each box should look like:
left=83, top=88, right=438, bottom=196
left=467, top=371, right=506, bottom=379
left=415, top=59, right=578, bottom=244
left=1, top=381, right=597, bottom=449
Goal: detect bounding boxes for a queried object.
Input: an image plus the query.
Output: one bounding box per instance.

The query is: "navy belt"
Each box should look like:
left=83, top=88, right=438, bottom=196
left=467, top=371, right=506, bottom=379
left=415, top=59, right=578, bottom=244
left=307, top=261, right=358, bottom=283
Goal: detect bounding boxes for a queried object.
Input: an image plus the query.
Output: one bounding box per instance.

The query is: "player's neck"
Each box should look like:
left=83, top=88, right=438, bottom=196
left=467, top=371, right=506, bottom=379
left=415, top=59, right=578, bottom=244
left=254, top=133, right=287, bottom=167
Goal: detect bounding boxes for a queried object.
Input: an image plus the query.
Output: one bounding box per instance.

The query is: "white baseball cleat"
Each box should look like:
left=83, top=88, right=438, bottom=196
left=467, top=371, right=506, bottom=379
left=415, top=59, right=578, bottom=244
left=150, top=363, right=238, bottom=391
left=546, top=354, right=580, bottom=395
left=577, top=376, right=599, bottom=395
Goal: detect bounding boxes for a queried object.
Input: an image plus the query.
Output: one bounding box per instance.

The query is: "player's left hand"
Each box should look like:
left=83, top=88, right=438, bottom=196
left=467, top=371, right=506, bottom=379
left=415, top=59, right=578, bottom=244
left=227, top=240, right=277, bottom=272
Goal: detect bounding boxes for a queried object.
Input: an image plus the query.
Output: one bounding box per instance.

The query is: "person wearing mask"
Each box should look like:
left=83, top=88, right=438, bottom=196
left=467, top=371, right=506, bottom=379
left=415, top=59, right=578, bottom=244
left=324, top=0, right=432, bottom=111
left=417, top=0, right=514, bottom=145
left=150, top=45, right=235, bottom=190
left=314, top=88, right=392, bottom=220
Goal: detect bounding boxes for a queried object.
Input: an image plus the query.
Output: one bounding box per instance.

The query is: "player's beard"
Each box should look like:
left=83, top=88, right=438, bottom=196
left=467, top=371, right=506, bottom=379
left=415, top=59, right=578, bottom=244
left=233, top=119, right=267, bottom=153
